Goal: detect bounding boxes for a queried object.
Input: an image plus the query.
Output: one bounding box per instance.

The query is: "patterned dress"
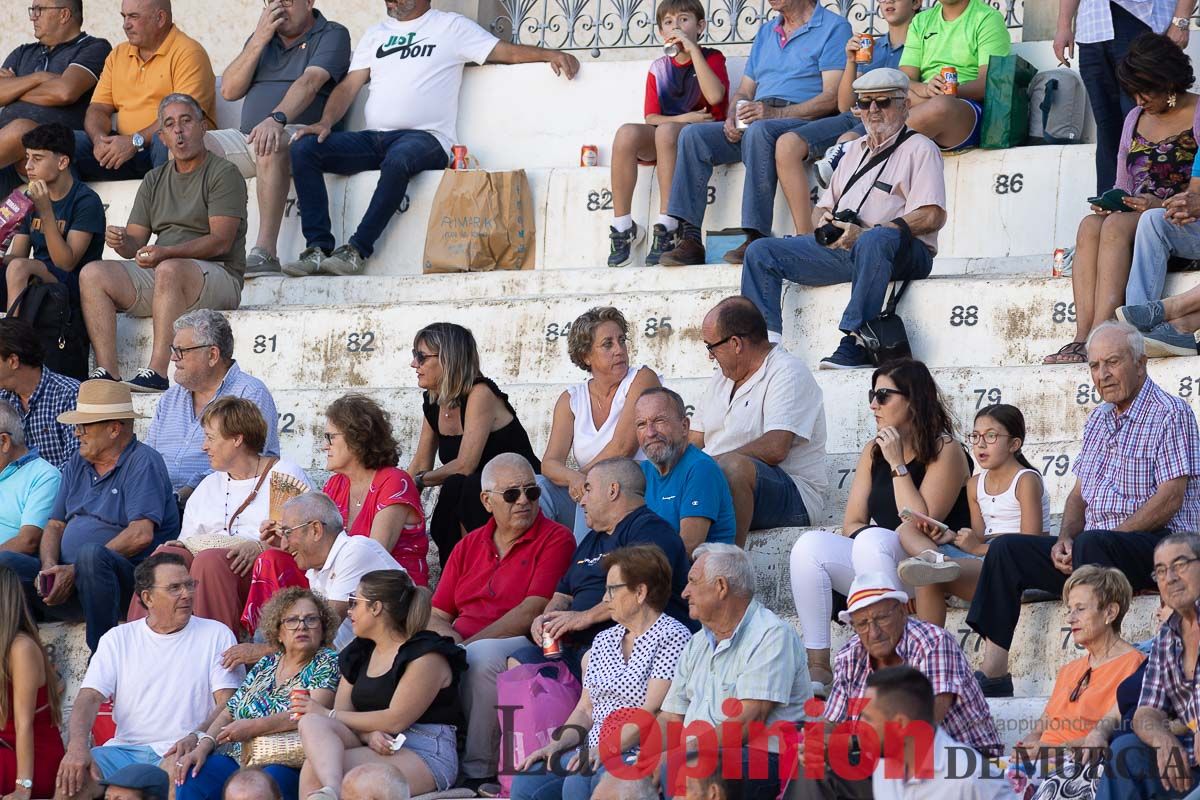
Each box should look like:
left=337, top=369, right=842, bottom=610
left=223, top=648, right=340, bottom=761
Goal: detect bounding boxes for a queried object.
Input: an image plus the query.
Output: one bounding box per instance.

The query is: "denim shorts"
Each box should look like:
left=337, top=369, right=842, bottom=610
left=750, top=459, right=810, bottom=530
left=402, top=723, right=459, bottom=791
left=90, top=744, right=161, bottom=778
left=937, top=543, right=981, bottom=560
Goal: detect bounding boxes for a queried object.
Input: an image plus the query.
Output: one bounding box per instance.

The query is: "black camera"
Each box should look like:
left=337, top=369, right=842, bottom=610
left=815, top=209, right=863, bottom=246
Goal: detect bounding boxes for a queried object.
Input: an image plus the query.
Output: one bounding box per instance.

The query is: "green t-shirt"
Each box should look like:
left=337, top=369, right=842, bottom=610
left=128, top=153, right=248, bottom=280
left=899, top=0, right=1011, bottom=84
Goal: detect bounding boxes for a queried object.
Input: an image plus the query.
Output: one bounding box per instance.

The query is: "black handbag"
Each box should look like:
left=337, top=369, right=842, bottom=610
left=7, top=276, right=90, bottom=380
left=857, top=278, right=912, bottom=367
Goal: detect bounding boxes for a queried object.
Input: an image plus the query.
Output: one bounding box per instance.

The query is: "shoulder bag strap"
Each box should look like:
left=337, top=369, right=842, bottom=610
left=835, top=127, right=917, bottom=215
left=227, top=457, right=279, bottom=532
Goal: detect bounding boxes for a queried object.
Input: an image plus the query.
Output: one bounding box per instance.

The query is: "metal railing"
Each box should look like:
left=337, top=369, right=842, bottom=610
left=491, top=0, right=1022, bottom=51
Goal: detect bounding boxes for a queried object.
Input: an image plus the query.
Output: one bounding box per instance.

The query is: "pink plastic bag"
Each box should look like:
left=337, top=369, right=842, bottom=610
left=0, top=189, right=32, bottom=251
left=495, top=661, right=582, bottom=796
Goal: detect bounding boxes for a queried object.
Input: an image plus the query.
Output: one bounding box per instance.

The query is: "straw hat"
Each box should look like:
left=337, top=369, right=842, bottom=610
left=57, top=380, right=147, bottom=425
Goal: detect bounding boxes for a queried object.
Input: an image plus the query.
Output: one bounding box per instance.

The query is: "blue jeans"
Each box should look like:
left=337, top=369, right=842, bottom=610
left=289, top=129, right=447, bottom=258
left=510, top=750, right=606, bottom=800
left=1095, top=733, right=1200, bottom=800
left=1078, top=3, right=1148, bottom=194
left=1127, top=209, right=1200, bottom=307
left=668, top=117, right=831, bottom=234
left=750, top=459, right=809, bottom=530
left=741, top=226, right=934, bottom=334
left=72, top=131, right=169, bottom=182
left=177, top=753, right=300, bottom=800
left=535, top=476, right=589, bottom=543
left=0, top=543, right=137, bottom=652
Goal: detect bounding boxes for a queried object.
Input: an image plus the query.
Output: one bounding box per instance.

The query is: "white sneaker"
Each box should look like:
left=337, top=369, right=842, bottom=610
left=814, top=142, right=845, bottom=190
left=897, top=550, right=961, bottom=586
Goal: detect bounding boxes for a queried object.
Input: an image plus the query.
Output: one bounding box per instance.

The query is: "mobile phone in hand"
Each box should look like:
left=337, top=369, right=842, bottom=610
left=899, top=507, right=950, bottom=534
left=37, top=572, right=54, bottom=597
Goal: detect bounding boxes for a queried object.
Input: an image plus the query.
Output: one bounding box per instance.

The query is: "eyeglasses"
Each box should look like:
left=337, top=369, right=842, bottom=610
left=281, top=614, right=322, bottom=630
left=153, top=579, right=198, bottom=597
left=703, top=334, right=740, bottom=353
left=854, top=96, right=900, bottom=110
left=486, top=485, right=542, bottom=504
left=967, top=431, right=1012, bottom=445
left=412, top=350, right=440, bottom=366
left=867, top=388, right=907, bottom=406
left=1151, top=556, right=1200, bottom=583
left=323, top=432, right=344, bottom=445
left=850, top=612, right=900, bottom=635
left=170, top=343, right=213, bottom=359
left=603, top=583, right=628, bottom=598
left=28, top=5, right=67, bottom=19
left=1068, top=667, right=1092, bottom=703
left=279, top=519, right=318, bottom=539
left=263, top=0, right=296, bottom=6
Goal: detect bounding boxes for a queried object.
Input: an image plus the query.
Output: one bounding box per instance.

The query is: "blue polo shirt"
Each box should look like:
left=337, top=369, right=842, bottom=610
left=52, top=437, right=179, bottom=564
left=745, top=4, right=851, bottom=103
left=0, top=450, right=61, bottom=544
left=641, top=445, right=736, bottom=546
left=864, top=31, right=905, bottom=71
left=0, top=32, right=112, bottom=129
left=557, top=505, right=698, bottom=646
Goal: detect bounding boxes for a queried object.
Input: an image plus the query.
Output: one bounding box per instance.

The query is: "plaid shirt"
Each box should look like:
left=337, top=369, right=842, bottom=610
left=825, top=618, right=1001, bottom=755
left=1138, top=601, right=1200, bottom=760
left=1074, top=0, right=1174, bottom=44
left=1074, top=378, right=1200, bottom=532
left=0, top=367, right=79, bottom=469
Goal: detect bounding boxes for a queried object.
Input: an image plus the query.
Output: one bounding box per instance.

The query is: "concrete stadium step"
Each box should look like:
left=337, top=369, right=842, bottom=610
left=116, top=273, right=1200, bottom=389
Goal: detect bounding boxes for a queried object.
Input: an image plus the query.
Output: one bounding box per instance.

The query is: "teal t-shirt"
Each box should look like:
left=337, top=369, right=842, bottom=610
left=899, top=0, right=1011, bottom=84
left=0, top=451, right=61, bottom=543
left=641, top=444, right=736, bottom=545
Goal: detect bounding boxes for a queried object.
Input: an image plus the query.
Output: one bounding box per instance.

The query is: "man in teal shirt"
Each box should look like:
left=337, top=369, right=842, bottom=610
left=0, top=402, right=60, bottom=553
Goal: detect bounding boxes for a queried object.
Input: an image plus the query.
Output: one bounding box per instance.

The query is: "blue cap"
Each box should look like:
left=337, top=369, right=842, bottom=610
left=101, top=764, right=169, bottom=800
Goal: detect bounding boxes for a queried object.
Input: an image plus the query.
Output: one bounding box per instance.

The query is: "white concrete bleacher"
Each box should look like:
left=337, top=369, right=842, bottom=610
left=39, top=35, right=1194, bottom=750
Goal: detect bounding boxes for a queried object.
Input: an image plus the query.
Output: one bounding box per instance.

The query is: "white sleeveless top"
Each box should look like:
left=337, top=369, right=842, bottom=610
left=976, top=467, right=1052, bottom=535
left=566, top=365, right=646, bottom=468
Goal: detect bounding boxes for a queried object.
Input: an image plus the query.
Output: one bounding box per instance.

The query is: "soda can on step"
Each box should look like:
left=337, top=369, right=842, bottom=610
left=940, top=66, right=959, bottom=96
left=289, top=688, right=309, bottom=722
left=1053, top=248, right=1066, bottom=278
left=542, top=631, right=563, bottom=658
left=451, top=145, right=469, bottom=170
left=580, top=145, right=599, bottom=167
left=855, top=35, right=873, bottom=64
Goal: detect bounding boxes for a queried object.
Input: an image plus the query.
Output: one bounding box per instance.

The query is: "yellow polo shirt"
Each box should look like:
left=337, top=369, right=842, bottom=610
left=92, top=25, right=216, bottom=135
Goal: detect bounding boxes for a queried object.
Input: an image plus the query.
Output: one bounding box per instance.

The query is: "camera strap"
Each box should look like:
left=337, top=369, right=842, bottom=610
left=833, top=127, right=917, bottom=217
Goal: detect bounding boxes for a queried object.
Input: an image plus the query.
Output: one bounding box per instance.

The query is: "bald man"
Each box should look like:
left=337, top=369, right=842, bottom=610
left=223, top=767, right=282, bottom=800
left=342, top=764, right=410, bottom=800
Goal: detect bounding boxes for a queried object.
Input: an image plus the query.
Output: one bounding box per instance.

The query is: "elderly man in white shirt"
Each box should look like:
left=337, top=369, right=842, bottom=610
left=859, top=665, right=1010, bottom=800
left=691, top=296, right=828, bottom=545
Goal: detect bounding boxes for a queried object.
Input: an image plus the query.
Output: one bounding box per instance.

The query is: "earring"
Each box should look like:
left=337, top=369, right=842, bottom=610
left=1169, top=92, right=1178, bottom=108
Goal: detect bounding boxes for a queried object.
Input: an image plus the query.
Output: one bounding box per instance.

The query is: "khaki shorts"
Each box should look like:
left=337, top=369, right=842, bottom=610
left=203, top=126, right=304, bottom=179
left=119, top=259, right=243, bottom=318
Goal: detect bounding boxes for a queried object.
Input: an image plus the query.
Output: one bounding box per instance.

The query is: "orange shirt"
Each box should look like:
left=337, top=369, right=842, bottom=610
left=92, top=25, right=215, bottom=135
left=1041, top=649, right=1145, bottom=746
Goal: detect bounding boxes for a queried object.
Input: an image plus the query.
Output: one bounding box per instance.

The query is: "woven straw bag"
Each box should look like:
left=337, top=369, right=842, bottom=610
left=240, top=731, right=305, bottom=768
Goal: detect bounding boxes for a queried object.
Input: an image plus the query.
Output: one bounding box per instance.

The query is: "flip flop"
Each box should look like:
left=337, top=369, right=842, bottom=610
left=1042, top=341, right=1086, bottom=365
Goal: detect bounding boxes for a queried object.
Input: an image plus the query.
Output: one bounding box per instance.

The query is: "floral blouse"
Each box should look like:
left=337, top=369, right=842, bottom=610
left=1127, top=127, right=1198, bottom=200
left=223, top=647, right=340, bottom=759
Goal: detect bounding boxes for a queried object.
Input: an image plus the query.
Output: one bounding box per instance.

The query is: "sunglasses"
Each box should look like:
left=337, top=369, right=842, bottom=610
left=1068, top=667, right=1092, bottom=703
left=412, top=350, right=439, bottom=365
left=854, top=96, right=900, bottom=110
left=868, top=387, right=907, bottom=405
left=487, top=485, right=542, bottom=504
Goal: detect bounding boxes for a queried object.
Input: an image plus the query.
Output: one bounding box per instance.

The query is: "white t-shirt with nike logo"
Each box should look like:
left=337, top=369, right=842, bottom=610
left=349, top=9, right=499, bottom=154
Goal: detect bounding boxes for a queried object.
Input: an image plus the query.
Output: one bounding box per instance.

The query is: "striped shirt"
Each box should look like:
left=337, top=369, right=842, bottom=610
left=825, top=618, right=1001, bottom=755
left=0, top=367, right=80, bottom=469
left=1074, top=377, right=1200, bottom=532
left=146, top=361, right=279, bottom=491
left=1138, top=600, right=1200, bottom=760
left=1074, top=0, right=1173, bottom=44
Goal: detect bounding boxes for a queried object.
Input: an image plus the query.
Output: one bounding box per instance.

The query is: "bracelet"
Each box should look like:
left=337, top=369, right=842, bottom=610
left=197, top=731, right=217, bottom=745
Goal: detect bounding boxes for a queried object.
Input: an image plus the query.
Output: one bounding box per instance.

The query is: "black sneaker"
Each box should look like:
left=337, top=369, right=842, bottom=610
left=125, top=367, right=168, bottom=393
left=607, top=222, right=642, bottom=268
left=973, top=670, right=1014, bottom=698
left=87, top=367, right=120, bottom=382
left=819, top=335, right=872, bottom=370
left=646, top=224, right=678, bottom=266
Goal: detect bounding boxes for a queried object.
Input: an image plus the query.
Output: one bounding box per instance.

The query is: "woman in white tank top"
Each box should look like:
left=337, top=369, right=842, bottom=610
left=536, top=307, right=660, bottom=541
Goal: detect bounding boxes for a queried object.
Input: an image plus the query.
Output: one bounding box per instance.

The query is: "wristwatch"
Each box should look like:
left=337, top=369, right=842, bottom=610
left=270, top=111, right=288, bottom=126
left=891, top=464, right=909, bottom=478
left=131, top=132, right=146, bottom=152
left=1173, top=16, right=1190, bottom=28
left=14, top=779, right=31, bottom=790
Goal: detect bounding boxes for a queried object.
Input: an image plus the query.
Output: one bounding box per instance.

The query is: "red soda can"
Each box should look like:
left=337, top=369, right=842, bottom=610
left=542, top=631, right=563, bottom=658
left=1053, top=248, right=1066, bottom=278
left=289, top=688, right=309, bottom=721
left=580, top=145, right=599, bottom=167
left=855, top=35, right=873, bottom=64
left=940, top=66, right=959, bottom=96
left=451, top=145, right=469, bottom=170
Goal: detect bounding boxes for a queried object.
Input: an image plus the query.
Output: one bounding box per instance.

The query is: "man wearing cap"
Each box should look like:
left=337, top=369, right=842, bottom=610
left=0, top=379, right=179, bottom=652
left=100, top=763, right=169, bottom=800
left=786, top=572, right=999, bottom=800
left=741, top=68, right=947, bottom=370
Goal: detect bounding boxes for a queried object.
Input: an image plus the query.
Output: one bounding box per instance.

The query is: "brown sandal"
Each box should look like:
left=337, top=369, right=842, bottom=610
left=1043, top=341, right=1087, bottom=365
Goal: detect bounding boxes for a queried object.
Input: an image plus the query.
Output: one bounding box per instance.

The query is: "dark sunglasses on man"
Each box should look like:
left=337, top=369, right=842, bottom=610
left=486, top=485, right=541, bottom=504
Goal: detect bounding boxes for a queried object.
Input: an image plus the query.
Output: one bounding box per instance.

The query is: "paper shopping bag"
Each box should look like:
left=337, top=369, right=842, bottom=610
left=422, top=169, right=536, bottom=272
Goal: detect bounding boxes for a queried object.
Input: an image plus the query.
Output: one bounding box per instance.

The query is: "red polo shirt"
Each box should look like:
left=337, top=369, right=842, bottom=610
left=432, top=511, right=575, bottom=640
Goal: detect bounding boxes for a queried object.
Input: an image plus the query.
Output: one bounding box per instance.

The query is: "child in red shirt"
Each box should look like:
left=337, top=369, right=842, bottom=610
left=607, top=0, right=729, bottom=267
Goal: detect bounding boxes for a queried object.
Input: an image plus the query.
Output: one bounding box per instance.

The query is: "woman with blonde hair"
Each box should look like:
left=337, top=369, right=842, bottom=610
left=536, top=307, right=659, bottom=541
left=408, top=322, right=540, bottom=564
left=0, top=565, right=63, bottom=799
